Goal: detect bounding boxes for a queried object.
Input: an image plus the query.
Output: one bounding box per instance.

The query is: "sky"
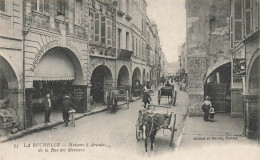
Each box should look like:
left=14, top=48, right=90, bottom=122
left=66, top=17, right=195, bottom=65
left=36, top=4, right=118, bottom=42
left=146, top=0, right=186, bottom=63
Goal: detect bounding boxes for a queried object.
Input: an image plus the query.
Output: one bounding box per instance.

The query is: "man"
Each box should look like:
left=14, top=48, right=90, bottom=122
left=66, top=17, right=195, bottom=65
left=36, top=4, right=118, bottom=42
left=165, top=81, right=171, bottom=87
left=43, top=93, right=52, bottom=123
left=142, top=89, right=152, bottom=109
left=61, top=95, right=76, bottom=126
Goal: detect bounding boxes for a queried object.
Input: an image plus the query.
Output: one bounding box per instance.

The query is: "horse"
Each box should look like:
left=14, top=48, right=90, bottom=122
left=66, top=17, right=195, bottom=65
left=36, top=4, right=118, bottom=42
left=142, top=113, right=160, bottom=155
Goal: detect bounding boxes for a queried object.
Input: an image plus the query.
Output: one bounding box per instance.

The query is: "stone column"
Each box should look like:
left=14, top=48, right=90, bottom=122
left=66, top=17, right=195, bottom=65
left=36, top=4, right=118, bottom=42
left=4, top=89, right=24, bottom=130
left=187, top=56, right=207, bottom=117
left=230, top=88, right=243, bottom=117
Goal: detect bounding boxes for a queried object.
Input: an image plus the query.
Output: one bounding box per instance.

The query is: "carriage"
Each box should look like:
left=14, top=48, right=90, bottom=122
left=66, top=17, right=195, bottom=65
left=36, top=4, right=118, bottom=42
left=158, top=85, right=177, bottom=106
left=106, top=88, right=130, bottom=113
left=136, top=104, right=177, bottom=148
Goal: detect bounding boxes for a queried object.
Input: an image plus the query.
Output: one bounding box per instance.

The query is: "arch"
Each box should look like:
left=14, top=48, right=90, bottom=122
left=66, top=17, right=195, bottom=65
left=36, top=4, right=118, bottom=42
left=204, top=59, right=231, bottom=84
left=33, top=47, right=84, bottom=85
left=117, top=65, right=130, bottom=86
left=0, top=54, right=20, bottom=89
left=0, top=55, right=19, bottom=91
left=91, top=65, right=113, bottom=102
left=246, top=49, right=259, bottom=94
left=132, top=67, right=141, bottom=85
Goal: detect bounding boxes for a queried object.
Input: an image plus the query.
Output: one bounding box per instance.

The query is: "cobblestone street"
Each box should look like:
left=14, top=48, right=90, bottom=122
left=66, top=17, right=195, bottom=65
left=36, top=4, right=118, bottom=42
left=0, top=85, right=189, bottom=159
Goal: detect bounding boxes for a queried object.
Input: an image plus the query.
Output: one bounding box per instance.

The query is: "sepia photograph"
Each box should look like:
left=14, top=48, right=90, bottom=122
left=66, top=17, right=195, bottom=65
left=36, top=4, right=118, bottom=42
left=0, top=0, right=259, bottom=159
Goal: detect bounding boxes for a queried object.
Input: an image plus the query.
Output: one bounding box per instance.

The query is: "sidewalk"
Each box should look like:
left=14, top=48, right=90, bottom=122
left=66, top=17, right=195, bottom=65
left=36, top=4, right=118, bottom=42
left=0, top=98, right=139, bottom=143
left=178, top=113, right=258, bottom=151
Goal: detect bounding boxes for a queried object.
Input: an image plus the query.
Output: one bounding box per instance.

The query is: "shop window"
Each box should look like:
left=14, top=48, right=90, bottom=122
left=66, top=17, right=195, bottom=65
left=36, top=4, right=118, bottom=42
left=57, top=0, right=65, bottom=16
left=75, top=0, right=82, bottom=25
left=0, top=0, right=5, bottom=12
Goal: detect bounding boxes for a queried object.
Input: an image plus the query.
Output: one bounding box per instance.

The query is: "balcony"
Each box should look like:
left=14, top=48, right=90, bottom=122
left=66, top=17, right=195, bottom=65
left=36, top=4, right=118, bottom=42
left=125, top=14, right=132, bottom=21
left=117, top=49, right=133, bottom=60
left=117, top=9, right=125, bottom=17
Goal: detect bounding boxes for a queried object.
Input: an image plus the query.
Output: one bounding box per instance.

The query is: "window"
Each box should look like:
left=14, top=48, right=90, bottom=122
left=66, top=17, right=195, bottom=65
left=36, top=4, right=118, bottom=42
left=118, top=0, right=122, bottom=10
left=101, top=16, right=106, bottom=44
left=126, top=0, right=130, bottom=15
left=94, top=13, right=100, bottom=42
left=245, top=0, right=252, bottom=36
left=136, top=39, right=138, bottom=56
left=132, top=36, right=134, bottom=52
left=126, top=32, right=129, bottom=50
left=231, top=0, right=243, bottom=45
left=118, top=29, right=121, bottom=49
left=32, top=0, right=48, bottom=13
left=57, top=0, right=65, bottom=16
left=107, top=19, right=112, bottom=46
left=0, top=0, right=5, bottom=12
left=75, top=0, right=82, bottom=25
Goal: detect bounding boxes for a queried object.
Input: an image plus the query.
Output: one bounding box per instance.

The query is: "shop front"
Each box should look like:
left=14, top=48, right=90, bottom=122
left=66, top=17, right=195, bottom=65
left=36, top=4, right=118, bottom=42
left=25, top=47, right=87, bottom=126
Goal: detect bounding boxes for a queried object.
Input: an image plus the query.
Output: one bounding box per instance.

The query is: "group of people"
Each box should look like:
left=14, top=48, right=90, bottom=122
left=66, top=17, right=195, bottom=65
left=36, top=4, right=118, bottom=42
left=42, top=93, right=77, bottom=127
left=202, top=96, right=215, bottom=122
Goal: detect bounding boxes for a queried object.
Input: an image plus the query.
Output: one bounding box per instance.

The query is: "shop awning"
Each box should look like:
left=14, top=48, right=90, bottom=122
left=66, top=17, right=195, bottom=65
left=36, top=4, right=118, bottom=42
left=118, top=49, right=133, bottom=60
left=34, top=51, right=75, bottom=81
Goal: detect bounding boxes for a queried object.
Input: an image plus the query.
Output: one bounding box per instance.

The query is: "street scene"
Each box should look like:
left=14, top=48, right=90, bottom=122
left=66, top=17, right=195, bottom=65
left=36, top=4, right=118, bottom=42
left=0, top=0, right=259, bottom=160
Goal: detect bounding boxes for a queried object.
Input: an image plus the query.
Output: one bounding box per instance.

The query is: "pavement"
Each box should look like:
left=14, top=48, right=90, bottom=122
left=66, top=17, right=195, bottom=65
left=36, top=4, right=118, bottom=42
left=176, top=113, right=260, bottom=160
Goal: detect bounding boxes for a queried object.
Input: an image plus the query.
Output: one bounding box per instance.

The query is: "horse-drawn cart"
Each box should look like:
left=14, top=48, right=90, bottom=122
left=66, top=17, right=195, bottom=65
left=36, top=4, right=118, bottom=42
left=136, top=104, right=177, bottom=149
left=158, top=85, right=177, bottom=106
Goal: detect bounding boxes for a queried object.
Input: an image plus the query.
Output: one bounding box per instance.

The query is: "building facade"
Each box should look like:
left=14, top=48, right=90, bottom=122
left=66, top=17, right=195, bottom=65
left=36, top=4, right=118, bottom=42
left=185, top=0, right=231, bottom=116
left=230, top=0, right=259, bottom=139
left=0, top=0, right=164, bottom=136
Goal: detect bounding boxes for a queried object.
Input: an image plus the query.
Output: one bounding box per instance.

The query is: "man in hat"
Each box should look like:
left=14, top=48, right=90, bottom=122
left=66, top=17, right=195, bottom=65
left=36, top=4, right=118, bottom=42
left=61, top=95, right=77, bottom=126
left=43, top=93, right=52, bottom=123
left=142, top=89, right=152, bottom=109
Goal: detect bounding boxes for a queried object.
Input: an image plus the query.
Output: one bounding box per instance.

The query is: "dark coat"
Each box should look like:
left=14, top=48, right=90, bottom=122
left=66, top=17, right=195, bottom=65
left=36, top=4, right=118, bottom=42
left=61, top=98, right=76, bottom=112
left=42, top=98, right=52, bottom=111
left=142, top=92, right=151, bottom=103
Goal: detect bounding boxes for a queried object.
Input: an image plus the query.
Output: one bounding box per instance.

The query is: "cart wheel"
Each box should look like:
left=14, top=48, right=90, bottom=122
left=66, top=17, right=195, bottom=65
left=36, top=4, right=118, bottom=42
left=170, top=114, right=177, bottom=146
left=136, top=124, right=142, bottom=141
left=173, top=91, right=177, bottom=106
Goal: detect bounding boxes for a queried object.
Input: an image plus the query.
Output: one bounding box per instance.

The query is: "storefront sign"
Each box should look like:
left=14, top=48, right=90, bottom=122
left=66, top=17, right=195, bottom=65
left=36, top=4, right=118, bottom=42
left=73, top=86, right=87, bottom=113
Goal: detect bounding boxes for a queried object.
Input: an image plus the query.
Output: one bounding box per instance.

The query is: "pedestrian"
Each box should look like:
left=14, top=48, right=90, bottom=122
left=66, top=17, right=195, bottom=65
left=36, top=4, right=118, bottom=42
left=111, top=91, right=118, bottom=114
left=142, top=89, right=152, bottom=109
left=61, top=95, right=77, bottom=126
left=165, top=81, right=171, bottom=87
left=209, top=107, right=215, bottom=122
left=202, top=96, right=212, bottom=121
left=43, top=93, right=52, bottom=123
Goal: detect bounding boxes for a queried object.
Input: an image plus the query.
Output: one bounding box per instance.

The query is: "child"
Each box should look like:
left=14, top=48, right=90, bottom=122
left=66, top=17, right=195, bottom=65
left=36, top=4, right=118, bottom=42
left=209, top=107, right=215, bottom=122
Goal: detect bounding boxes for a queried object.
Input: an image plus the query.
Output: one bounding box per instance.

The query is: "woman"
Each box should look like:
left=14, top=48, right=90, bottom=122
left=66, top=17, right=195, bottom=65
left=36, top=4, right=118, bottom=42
left=202, top=96, right=212, bottom=121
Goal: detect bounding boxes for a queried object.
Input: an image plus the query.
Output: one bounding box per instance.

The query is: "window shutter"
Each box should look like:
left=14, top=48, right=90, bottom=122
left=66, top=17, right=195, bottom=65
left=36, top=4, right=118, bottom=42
left=31, top=0, right=37, bottom=11
left=233, top=0, right=243, bottom=44
left=44, top=0, right=49, bottom=13
left=94, top=12, right=100, bottom=43
left=230, top=15, right=234, bottom=48
left=75, top=0, right=82, bottom=25
left=112, top=20, right=116, bottom=48
left=106, top=19, right=112, bottom=46
left=245, top=0, right=252, bottom=36
left=101, top=16, right=106, bottom=44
